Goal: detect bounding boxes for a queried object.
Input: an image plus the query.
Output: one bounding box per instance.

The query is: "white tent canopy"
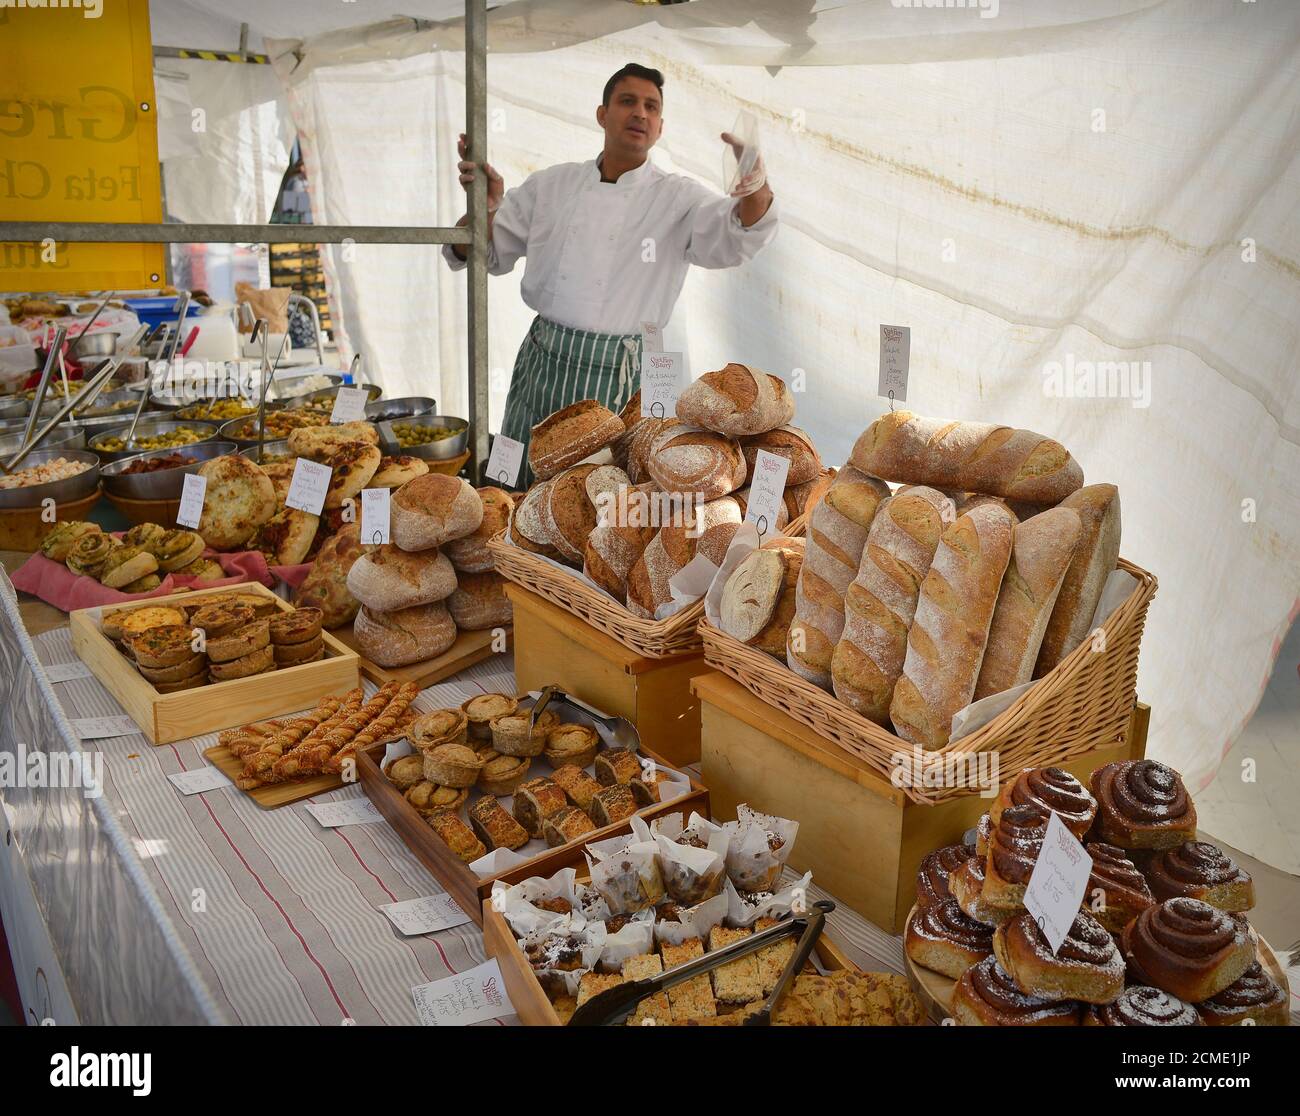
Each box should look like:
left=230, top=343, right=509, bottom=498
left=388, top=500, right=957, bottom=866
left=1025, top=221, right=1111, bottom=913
left=153, top=0, right=1300, bottom=801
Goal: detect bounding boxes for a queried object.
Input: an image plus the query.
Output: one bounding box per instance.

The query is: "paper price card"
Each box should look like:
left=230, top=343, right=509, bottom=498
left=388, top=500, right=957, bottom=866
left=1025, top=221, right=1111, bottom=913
left=641, top=351, right=684, bottom=418
left=72, top=715, right=138, bottom=740
left=44, top=661, right=92, bottom=683
left=176, top=473, right=207, bottom=529
left=1024, top=811, right=1093, bottom=954
left=640, top=321, right=664, bottom=354
left=484, top=434, right=524, bottom=488
left=285, top=457, right=332, bottom=516
left=744, top=449, right=790, bottom=540
left=379, top=894, right=473, bottom=936
left=330, top=386, right=369, bottom=424
left=878, top=324, right=911, bottom=404
left=168, top=767, right=233, bottom=796
left=361, top=487, right=390, bottom=545
left=411, top=958, right=515, bottom=1026
left=303, top=799, right=384, bottom=828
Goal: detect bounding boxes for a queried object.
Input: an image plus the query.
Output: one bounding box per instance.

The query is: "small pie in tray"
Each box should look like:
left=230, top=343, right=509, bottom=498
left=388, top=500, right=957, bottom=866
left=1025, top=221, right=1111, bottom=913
left=206, top=620, right=271, bottom=664
left=207, top=643, right=275, bottom=682
left=124, top=624, right=197, bottom=669
left=105, top=605, right=185, bottom=641
left=269, top=607, right=323, bottom=646
left=189, top=602, right=255, bottom=639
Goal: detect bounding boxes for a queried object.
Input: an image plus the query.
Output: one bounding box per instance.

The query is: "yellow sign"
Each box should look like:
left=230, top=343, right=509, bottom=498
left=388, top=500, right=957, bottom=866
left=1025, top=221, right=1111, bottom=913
left=0, top=0, right=164, bottom=292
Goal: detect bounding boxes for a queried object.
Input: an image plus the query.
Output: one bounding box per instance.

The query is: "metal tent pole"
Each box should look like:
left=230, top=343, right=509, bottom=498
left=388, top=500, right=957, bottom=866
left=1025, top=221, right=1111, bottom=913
left=466, top=0, right=490, bottom=481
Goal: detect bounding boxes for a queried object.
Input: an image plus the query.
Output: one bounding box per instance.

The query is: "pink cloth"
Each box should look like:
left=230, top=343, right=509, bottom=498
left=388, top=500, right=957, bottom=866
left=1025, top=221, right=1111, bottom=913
left=269, top=561, right=313, bottom=588
left=10, top=545, right=279, bottom=612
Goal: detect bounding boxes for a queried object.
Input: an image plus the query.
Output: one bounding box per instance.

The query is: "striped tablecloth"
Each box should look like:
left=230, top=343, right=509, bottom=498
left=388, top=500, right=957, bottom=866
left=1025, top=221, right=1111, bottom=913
left=24, top=627, right=907, bottom=1026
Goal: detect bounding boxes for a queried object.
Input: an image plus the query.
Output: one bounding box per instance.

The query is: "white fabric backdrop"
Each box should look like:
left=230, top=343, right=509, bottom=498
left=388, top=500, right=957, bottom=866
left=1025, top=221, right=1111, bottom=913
left=262, top=0, right=1300, bottom=794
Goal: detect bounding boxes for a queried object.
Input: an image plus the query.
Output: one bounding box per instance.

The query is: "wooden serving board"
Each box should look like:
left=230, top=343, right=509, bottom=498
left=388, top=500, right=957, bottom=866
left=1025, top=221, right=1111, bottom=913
left=69, top=581, right=360, bottom=745
left=328, top=624, right=510, bottom=689
left=902, top=904, right=1291, bottom=1024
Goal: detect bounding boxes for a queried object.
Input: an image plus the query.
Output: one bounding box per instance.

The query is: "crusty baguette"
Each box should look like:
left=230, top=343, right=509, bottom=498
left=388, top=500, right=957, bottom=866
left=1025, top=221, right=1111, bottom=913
left=974, top=506, right=1081, bottom=699
left=889, top=503, right=1015, bottom=747
left=785, top=465, right=891, bottom=687
left=1033, top=484, right=1121, bottom=675
left=831, top=487, right=953, bottom=723
left=849, top=411, right=1083, bottom=503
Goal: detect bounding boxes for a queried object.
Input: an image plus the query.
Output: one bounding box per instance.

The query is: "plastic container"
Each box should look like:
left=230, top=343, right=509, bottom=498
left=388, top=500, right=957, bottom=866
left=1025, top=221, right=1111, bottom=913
left=122, top=297, right=205, bottom=330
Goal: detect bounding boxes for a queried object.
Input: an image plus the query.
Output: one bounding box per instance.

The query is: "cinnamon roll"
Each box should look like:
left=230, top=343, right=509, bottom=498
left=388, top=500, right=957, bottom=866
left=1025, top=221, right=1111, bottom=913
left=974, top=812, right=992, bottom=856
left=904, top=898, right=994, bottom=979
left=1082, top=986, right=1202, bottom=1027
left=1196, top=962, right=1288, bottom=1027
left=950, top=956, right=1080, bottom=1027
left=993, top=909, right=1125, bottom=1004
left=1144, top=841, right=1255, bottom=912
left=1085, top=842, right=1155, bottom=931
left=948, top=856, right=1018, bottom=927
left=1121, top=897, right=1255, bottom=1003
left=915, top=843, right=974, bottom=908
left=1089, top=760, right=1197, bottom=850
left=992, top=766, right=1097, bottom=839
left=982, top=803, right=1049, bottom=909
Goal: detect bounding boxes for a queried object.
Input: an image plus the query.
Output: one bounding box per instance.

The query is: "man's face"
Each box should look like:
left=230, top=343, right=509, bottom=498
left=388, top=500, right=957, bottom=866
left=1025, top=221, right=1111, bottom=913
left=597, top=76, right=663, bottom=156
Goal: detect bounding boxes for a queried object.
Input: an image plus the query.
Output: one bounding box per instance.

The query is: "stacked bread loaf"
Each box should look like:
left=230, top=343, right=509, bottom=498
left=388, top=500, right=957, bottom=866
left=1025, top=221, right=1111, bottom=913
left=716, top=409, right=1121, bottom=747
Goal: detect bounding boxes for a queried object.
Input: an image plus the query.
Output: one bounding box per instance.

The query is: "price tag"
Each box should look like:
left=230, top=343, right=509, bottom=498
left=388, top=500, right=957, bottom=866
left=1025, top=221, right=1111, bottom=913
left=411, top=958, right=514, bottom=1026
left=878, top=324, right=910, bottom=405
left=360, top=487, right=390, bottom=545
left=1024, top=812, right=1093, bottom=954
left=330, top=386, right=369, bottom=424
left=379, top=895, right=473, bottom=936
left=285, top=457, right=332, bottom=516
left=44, top=661, right=92, bottom=683
left=168, top=767, right=233, bottom=796
left=641, top=351, right=684, bottom=418
left=484, top=434, right=524, bottom=488
left=744, top=449, right=790, bottom=541
left=640, top=321, right=664, bottom=354
left=303, top=799, right=384, bottom=828
left=71, top=715, right=139, bottom=740
left=176, top=473, right=207, bottom=530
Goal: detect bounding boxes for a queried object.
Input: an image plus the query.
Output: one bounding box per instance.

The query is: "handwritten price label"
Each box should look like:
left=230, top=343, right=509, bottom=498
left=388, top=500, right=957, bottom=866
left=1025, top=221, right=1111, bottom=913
left=360, top=487, right=390, bottom=545
left=641, top=351, right=684, bottom=418
left=411, top=958, right=514, bottom=1025
left=743, top=449, right=789, bottom=541
left=379, top=895, right=472, bottom=936
left=484, top=435, right=524, bottom=488
left=1023, top=811, right=1093, bottom=954
left=176, top=473, right=207, bottom=529
left=329, top=386, right=369, bottom=424
left=285, top=457, right=332, bottom=517
left=878, top=324, right=910, bottom=404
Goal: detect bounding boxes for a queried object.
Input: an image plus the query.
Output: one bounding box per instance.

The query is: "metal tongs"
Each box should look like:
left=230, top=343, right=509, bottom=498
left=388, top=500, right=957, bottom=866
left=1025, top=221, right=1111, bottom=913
left=568, top=900, right=835, bottom=1026
left=123, top=290, right=190, bottom=446
left=529, top=684, right=639, bottom=753
left=238, top=302, right=291, bottom=464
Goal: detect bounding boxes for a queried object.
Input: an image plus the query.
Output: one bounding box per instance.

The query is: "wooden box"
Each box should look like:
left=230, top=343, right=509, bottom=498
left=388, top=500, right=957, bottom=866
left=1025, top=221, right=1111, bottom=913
left=69, top=582, right=360, bottom=745
left=508, top=584, right=708, bottom=767
left=483, top=895, right=862, bottom=1026
left=693, top=672, right=1150, bottom=936
left=356, top=737, right=709, bottom=927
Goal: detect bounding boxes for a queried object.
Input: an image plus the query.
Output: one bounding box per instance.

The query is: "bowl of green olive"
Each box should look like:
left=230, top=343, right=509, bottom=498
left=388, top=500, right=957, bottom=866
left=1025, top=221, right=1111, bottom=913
left=378, top=414, right=468, bottom=461
left=88, top=419, right=219, bottom=462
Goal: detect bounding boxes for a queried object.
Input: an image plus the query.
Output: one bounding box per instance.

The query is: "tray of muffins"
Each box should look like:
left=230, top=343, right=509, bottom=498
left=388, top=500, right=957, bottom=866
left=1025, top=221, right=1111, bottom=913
left=68, top=581, right=361, bottom=745
left=354, top=689, right=710, bottom=925
left=902, top=760, right=1291, bottom=1026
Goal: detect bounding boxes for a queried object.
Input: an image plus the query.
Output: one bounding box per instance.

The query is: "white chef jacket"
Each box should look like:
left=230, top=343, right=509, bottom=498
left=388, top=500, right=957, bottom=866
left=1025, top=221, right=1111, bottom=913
left=442, top=155, right=779, bottom=338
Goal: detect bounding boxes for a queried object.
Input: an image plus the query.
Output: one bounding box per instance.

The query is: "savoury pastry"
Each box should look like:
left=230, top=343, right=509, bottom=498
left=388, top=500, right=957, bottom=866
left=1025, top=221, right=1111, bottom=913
left=40, top=520, right=101, bottom=562
left=549, top=763, right=602, bottom=812
left=268, top=607, right=323, bottom=646
left=410, top=708, right=469, bottom=750
left=100, top=545, right=160, bottom=589
left=251, top=508, right=319, bottom=566
left=323, top=441, right=382, bottom=509
left=121, top=574, right=163, bottom=594
left=112, top=606, right=186, bottom=640
left=370, top=454, right=429, bottom=489
left=460, top=693, right=518, bottom=741
left=208, top=643, right=275, bottom=681
left=590, top=783, right=637, bottom=827
left=543, top=723, right=600, bottom=769
left=404, top=781, right=468, bottom=816
left=594, top=748, right=641, bottom=787
left=477, top=752, right=531, bottom=796
left=205, top=619, right=271, bottom=664
left=469, top=795, right=530, bottom=851
left=196, top=454, right=276, bottom=550
left=153, top=529, right=206, bottom=572
left=65, top=532, right=116, bottom=578
left=288, top=421, right=379, bottom=460
left=189, top=602, right=255, bottom=639
left=426, top=809, right=486, bottom=863
left=155, top=673, right=208, bottom=694
left=122, top=523, right=167, bottom=549
left=273, top=635, right=326, bottom=666
left=512, top=776, right=569, bottom=838
left=124, top=624, right=196, bottom=669
left=137, top=653, right=207, bottom=685
left=383, top=754, right=425, bottom=790
left=543, top=806, right=597, bottom=847
left=421, top=743, right=484, bottom=788
left=489, top=709, right=558, bottom=757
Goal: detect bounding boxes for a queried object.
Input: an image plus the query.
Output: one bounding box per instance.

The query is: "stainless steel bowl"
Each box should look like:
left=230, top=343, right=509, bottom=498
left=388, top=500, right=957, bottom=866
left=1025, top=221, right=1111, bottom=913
left=365, top=395, right=436, bottom=423
left=237, top=439, right=293, bottom=464
left=378, top=414, right=469, bottom=461
left=0, top=447, right=100, bottom=510
left=0, top=425, right=86, bottom=457
left=298, top=383, right=383, bottom=413
left=219, top=413, right=329, bottom=448
left=67, top=331, right=118, bottom=359
left=99, top=440, right=237, bottom=501
left=0, top=397, right=28, bottom=421
left=78, top=388, right=154, bottom=419
left=88, top=418, right=219, bottom=463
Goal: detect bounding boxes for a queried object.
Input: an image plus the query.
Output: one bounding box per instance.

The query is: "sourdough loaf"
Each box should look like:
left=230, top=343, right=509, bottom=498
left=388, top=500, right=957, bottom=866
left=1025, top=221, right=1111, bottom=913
left=626, top=496, right=743, bottom=619
left=443, top=486, right=513, bottom=573
left=539, top=463, right=629, bottom=562
left=528, top=399, right=624, bottom=480
left=446, top=571, right=513, bottom=630
left=738, top=425, right=822, bottom=485
left=720, top=536, right=805, bottom=657
left=353, top=601, right=457, bottom=667
left=647, top=423, right=746, bottom=501
left=346, top=544, right=458, bottom=612
left=391, top=474, right=484, bottom=551
left=583, top=481, right=658, bottom=602
left=675, top=364, right=795, bottom=435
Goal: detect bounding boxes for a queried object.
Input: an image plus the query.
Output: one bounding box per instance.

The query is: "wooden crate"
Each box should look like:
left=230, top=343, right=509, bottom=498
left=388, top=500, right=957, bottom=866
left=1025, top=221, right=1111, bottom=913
left=508, top=584, right=708, bottom=766
left=693, top=672, right=1149, bottom=936
left=69, top=582, right=360, bottom=745
left=484, top=895, right=862, bottom=1026
left=356, top=737, right=709, bottom=926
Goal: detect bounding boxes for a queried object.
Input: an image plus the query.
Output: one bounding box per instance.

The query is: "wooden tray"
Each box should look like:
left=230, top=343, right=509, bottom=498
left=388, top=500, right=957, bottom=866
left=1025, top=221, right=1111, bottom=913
left=357, top=723, right=709, bottom=926
left=329, top=623, right=510, bottom=689
left=69, top=581, right=360, bottom=745
left=0, top=485, right=102, bottom=551
left=484, top=892, right=862, bottom=1026
left=902, top=904, right=1292, bottom=1024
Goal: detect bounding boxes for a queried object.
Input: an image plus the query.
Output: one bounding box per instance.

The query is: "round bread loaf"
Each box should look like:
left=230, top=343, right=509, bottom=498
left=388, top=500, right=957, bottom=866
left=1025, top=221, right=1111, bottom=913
left=512, top=480, right=555, bottom=547
left=625, top=496, right=743, bottom=618
left=292, top=523, right=369, bottom=628
left=540, top=463, right=629, bottom=562
left=528, top=399, right=624, bottom=480
left=646, top=424, right=746, bottom=501
left=196, top=454, right=276, bottom=550
left=621, top=415, right=670, bottom=485
left=346, top=544, right=458, bottom=611
left=443, top=486, right=514, bottom=573
left=353, top=601, right=457, bottom=667
left=674, top=364, right=795, bottom=436
left=583, top=481, right=659, bottom=602
left=739, top=425, right=822, bottom=485
left=445, top=570, right=513, bottom=630
left=390, top=474, right=484, bottom=552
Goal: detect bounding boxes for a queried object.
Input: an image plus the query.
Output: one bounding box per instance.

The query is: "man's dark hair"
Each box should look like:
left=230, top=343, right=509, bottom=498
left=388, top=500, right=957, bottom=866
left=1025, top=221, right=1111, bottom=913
left=602, top=63, right=664, bottom=107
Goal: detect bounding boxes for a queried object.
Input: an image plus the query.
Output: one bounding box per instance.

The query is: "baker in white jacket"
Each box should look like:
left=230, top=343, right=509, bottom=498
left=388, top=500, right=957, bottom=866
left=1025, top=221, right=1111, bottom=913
left=445, top=63, right=778, bottom=483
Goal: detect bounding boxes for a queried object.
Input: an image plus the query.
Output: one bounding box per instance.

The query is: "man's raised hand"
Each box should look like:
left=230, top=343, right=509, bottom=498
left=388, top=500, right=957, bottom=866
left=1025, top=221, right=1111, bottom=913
left=457, top=132, right=504, bottom=211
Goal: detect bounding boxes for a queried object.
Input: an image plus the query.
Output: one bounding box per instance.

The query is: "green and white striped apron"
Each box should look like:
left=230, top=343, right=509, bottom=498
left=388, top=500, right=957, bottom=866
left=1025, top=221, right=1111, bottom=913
left=501, top=314, right=641, bottom=487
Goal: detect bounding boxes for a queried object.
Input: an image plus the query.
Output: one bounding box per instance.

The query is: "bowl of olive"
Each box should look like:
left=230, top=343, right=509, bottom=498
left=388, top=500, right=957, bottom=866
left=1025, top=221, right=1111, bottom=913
left=365, top=396, right=436, bottom=423
left=377, top=414, right=468, bottom=461
left=237, top=439, right=293, bottom=465
left=88, top=419, right=219, bottom=462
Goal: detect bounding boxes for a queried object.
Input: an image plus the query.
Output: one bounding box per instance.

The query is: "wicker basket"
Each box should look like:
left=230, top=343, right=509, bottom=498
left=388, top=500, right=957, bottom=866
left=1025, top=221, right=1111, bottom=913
left=488, top=514, right=808, bottom=660
left=699, top=557, right=1157, bottom=804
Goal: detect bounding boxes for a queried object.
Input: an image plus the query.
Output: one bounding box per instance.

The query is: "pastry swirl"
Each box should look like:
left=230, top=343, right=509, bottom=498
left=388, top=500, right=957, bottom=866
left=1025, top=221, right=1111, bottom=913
left=1085, top=842, right=1154, bottom=930
left=996, top=766, right=1096, bottom=838
left=951, top=956, right=1080, bottom=1026
left=1121, top=897, right=1254, bottom=1003
left=983, top=804, right=1049, bottom=906
left=915, top=843, right=973, bottom=908
left=1090, top=760, right=1197, bottom=849
left=1085, top=986, right=1201, bottom=1027
left=904, top=898, right=995, bottom=979
left=1145, top=841, right=1254, bottom=911
left=1196, top=963, right=1288, bottom=1026
left=993, top=910, right=1125, bottom=1003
